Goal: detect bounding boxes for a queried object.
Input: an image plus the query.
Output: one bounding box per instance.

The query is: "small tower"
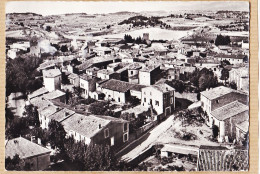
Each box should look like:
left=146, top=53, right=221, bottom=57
left=143, top=33, right=149, bottom=41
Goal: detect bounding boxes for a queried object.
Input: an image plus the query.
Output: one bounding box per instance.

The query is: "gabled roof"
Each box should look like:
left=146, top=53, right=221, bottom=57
left=100, top=79, right=136, bottom=93
left=62, top=114, right=126, bottom=139
left=236, top=120, right=249, bottom=133
left=200, top=86, right=234, bottom=100
left=150, top=83, right=175, bottom=93
left=30, top=97, right=53, bottom=110
left=211, top=101, right=248, bottom=121
left=28, top=87, right=49, bottom=100
left=43, top=69, right=61, bottom=78
left=68, top=73, right=79, bottom=80
left=39, top=105, right=59, bottom=118
left=48, top=108, right=75, bottom=122
left=43, top=90, right=65, bottom=100
left=5, top=137, right=51, bottom=159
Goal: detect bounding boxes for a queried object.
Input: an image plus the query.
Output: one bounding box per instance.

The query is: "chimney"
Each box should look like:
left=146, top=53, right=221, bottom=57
left=99, top=124, right=102, bottom=129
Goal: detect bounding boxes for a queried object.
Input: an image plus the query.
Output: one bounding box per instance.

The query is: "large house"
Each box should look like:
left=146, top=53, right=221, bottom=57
left=229, top=66, right=249, bottom=91
left=98, top=79, right=134, bottom=103
left=39, top=106, right=75, bottom=130
left=141, top=83, right=175, bottom=116
left=200, top=86, right=249, bottom=142
left=5, top=137, right=51, bottom=171
left=62, top=113, right=129, bottom=148
left=79, top=74, right=99, bottom=99
left=43, top=69, right=62, bottom=92
left=139, top=65, right=161, bottom=86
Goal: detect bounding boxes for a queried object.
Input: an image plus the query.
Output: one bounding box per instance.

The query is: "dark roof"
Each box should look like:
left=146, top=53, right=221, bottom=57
left=100, top=79, right=136, bottom=93
left=199, top=145, right=228, bottom=150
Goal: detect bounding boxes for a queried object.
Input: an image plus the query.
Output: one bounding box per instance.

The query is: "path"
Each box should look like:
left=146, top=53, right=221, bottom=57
left=119, top=115, right=175, bottom=162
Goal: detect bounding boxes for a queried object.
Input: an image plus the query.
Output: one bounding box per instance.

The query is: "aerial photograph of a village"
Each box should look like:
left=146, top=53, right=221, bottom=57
left=5, top=1, right=250, bottom=171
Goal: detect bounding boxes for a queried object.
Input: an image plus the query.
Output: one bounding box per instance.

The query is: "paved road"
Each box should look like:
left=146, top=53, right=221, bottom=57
left=120, top=115, right=175, bottom=162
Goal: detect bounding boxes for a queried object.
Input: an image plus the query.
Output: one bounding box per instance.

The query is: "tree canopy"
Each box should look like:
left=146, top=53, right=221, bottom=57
left=215, top=34, right=231, bottom=46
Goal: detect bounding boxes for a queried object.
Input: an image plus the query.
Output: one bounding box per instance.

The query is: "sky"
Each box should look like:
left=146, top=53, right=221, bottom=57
left=6, top=1, right=249, bottom=16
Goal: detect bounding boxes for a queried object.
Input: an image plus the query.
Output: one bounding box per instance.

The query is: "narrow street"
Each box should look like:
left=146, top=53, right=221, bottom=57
left=118, top=115, right=175, bottom=162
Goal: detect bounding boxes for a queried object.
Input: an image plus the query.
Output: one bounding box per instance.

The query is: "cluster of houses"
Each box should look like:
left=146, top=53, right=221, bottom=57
left=6, top=28, right=249, bottom=170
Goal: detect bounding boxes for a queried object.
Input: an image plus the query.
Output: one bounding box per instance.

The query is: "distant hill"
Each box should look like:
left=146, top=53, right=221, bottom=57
left=6, top=12, right=42, bottom=17
left=108, top=11, right=139, bottom=15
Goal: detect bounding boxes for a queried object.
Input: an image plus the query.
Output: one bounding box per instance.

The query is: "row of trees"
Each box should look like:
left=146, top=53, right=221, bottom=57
left=124, top=34, right=146, bottom=44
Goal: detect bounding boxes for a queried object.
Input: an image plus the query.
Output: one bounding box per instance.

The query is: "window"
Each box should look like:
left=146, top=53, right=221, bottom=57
left=131, top=71, right=133, bottom=75
left=104, top=128, right=109, bottom=138
left=118, top=97, right=120, bottom=102
left=150, top=92, right=152, bottom=96
left=123, top=133, right=128, bottom=142
left=216, top=100, right=219, bottom=104
left=123, top=123, right=128, bottom=132
left=170, top=97, right=173, bottom=104
left=81, top=83, right=84, bottom=87
left=144, top=98, right=146, bottom=102
left=144, top=92, right=146, bottom=95
left=155, top=100, right=159, bottom=106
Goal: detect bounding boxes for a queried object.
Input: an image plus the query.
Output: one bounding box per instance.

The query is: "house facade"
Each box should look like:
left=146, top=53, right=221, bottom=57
left=139, top=65, right=161, bottom=85
left=43, top=69, right=61, bottom=92
left=79, top=74, right=99, bottom=98
left=62, top=114, right=129, bottom=148
left=141, top=83, right=175, bottom=116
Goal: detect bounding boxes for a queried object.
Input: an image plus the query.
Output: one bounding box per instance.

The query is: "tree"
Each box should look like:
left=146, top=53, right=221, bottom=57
left=215, top=34, right=231, bottom=46
left=5, top=107, right=14, bottom=128
left=83, top=143, right=117, bottom=171
left=46, top=26, right=52, bottom=32
left=61, top=45, right=68, bottom=52
left=6, top=117, right=29, bottom=140
left=63, top=137, right=86, bottom=169
left=23, top=104, right=40, bottom=127
left=230, top=81, right=237, bottom=90
left=88, top=101, right=110, bottom=115
left=221, top=68, right=229, bottom=85
left=48, top=120, right=67, bottom=150
left=5, top=154, right=21, bottom=171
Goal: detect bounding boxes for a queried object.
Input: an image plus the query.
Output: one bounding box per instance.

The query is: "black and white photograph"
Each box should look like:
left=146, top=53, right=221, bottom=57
left=5, top=1, right=249, bottom=171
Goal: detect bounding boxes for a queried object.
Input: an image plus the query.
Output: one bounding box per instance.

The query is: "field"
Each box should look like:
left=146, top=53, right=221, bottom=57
left=96, top=27, right=193, bottom=41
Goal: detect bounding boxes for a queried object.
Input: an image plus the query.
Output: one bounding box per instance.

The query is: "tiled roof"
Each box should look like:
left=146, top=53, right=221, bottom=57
left=77, top=56, right=118, bottom=71
left=28, top=87, right=49, bottom=100
left=211, top=101, right=248, bottom=121
left=152, top=83, right=175, bottom=93
left=62, top=114, right=111, bottom=138
left=100, top=79, right=135, bottom=93
left=236, top=120, right=249, bottom=133
left=43, top=90, right=65, bottom=100
left=97, top=69, right=115, bottom=75
left=200, top=86, right=234, bottom=100
left=140, top=64, right=160, bottom=72
left=43, top=69, right=61, bottom=78
left=39, top=105, right=59, bottom=118
left=48, top=108, right=75, bottom=122
left=68, top=73, right=79, bottom=80
left=30, top=97, right=53, bottom=110
left=5, top=137, right=51, bottom=159
left=80, top=74, right=93, bottom=81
